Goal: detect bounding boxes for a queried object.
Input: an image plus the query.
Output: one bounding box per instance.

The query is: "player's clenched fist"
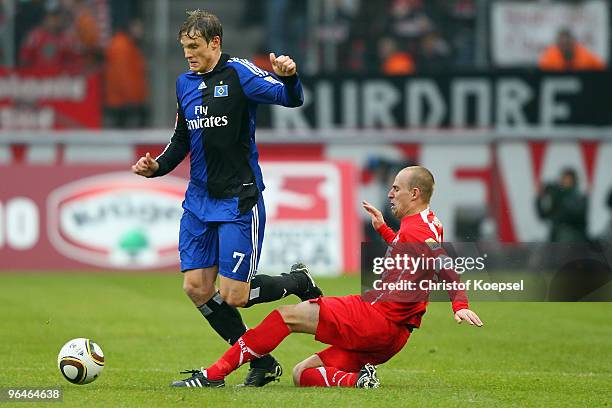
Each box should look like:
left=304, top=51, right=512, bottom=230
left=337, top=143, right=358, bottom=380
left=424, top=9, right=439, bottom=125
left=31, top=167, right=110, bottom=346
left=269, top=53, right=297, bottom=77
left=132, top=152, right=159, bottom=177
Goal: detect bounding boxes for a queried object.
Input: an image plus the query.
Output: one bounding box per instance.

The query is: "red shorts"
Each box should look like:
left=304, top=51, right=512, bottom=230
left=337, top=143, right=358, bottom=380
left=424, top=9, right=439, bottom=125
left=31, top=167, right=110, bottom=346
left=309, top=295, right=410, bottom=372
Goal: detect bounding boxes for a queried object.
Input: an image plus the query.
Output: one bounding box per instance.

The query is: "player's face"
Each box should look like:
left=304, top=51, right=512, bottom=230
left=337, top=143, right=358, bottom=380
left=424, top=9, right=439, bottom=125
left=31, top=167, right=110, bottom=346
left=388, top=174, right=413, bottom=219
left=180, top=33, right=220, bottom=73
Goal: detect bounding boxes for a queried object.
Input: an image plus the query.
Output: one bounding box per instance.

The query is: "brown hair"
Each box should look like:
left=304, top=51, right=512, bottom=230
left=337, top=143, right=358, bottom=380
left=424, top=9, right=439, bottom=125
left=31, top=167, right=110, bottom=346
left=178, top=10, right=223, bottom=45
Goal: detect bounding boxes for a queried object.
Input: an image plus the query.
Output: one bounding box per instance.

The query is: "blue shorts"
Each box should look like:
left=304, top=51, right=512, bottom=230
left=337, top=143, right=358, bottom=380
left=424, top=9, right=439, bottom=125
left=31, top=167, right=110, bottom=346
left=178, top=196, right=265, bottom=282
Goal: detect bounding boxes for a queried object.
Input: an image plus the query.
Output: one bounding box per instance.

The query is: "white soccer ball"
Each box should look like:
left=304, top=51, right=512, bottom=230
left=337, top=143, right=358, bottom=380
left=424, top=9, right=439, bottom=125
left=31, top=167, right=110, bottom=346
left=57, top=338, right=105, bottom=385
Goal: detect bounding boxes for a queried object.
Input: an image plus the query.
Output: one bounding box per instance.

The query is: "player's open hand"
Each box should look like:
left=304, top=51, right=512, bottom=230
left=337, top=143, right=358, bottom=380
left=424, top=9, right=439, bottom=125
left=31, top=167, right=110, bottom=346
left=362, top=200, right=385, bottom=230
left=131, top=152, right=159, bottom=177
left=269, top=53, right=297, bottom=77
left=454, top=309, right=483, bottom=327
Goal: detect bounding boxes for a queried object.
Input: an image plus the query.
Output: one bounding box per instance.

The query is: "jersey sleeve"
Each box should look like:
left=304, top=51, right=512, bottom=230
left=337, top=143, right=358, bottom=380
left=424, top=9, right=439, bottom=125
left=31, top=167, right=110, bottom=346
left=437, top=261, right=470, bottom=313
left=149, top=100, right=190, bottom=178
left=230, top=58, right=304, bottom=107
left=376, top=224, right=398, bottom=244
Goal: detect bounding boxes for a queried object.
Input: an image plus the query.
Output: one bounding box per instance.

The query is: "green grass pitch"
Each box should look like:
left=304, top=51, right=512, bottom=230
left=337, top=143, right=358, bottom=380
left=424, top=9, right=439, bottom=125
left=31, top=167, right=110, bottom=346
left=1, top=272, right=610, bottom=407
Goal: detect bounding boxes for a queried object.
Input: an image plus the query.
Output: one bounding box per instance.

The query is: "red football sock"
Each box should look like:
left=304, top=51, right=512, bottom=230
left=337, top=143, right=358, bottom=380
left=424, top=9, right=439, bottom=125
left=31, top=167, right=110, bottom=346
left=206, top=310, right=290, bottom=380
left=299, top=367, right=358, bottom=387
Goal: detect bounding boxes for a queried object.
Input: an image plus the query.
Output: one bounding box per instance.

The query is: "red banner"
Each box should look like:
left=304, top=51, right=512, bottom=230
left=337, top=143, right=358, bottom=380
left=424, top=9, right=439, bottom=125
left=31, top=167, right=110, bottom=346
left=0, top=161, right=358, bottom=275
left=0, top=68, right=101, bottom=129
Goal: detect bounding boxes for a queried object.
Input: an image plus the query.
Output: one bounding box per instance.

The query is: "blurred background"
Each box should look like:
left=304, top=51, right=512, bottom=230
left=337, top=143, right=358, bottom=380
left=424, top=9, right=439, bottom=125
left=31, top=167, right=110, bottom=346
left=1, top=0, right=611, bottom=275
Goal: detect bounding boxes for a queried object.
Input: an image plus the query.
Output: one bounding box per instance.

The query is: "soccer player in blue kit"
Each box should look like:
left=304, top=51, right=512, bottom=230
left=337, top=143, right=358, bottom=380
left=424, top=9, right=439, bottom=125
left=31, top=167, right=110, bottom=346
left=132, top=10, right=322, bottom=387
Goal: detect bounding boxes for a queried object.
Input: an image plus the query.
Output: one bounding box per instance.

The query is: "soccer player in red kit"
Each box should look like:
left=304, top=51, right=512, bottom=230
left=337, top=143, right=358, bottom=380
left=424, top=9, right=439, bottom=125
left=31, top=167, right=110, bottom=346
left=172, top=166, right=483, bottom=388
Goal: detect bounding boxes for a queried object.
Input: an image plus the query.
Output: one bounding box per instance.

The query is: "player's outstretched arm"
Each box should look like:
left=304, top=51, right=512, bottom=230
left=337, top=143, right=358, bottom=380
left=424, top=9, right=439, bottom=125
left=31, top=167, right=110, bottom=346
left=235, top=53, right=303, bottom=107
left=454, top=309, right=483, bottom=327
left=131, top=152, right=159, bottom=177
left=362, top=200, right=385, bottom=230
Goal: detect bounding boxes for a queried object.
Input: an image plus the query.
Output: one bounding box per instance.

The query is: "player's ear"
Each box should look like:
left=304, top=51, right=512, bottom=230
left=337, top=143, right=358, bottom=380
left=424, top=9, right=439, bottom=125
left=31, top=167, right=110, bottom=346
left=210, top=36, right=221, bottom=50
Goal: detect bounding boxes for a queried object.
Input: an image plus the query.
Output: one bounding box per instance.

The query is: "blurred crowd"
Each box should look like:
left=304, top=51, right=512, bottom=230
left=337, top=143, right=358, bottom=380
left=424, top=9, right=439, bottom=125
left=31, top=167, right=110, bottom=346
left=1, top=0, right=609, bottom=130
left=244, top=0, right=478, bottom=75
left=246, top=0, right=609, bottom=75
left=338, top=0, right=478, bottom=74
left=16, top=0, right=108, bottom=73
left=12, top=0, right=148, bottom=127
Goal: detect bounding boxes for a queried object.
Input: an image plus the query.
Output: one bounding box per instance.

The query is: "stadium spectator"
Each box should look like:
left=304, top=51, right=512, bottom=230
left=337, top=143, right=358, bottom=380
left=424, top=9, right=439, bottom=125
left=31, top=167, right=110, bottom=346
left=168, top=166, right=483, bottom=388
left=538, top=28, right=606, bottom=71
left=342, top=1, right=390, bottom=73
left=18, top=6, right=82, bottom=72
left=62, top=0, right=104, bottom=70
left=378, top=36, right=415, bottom=75
left=103, top=18, right=148, bottom=128
left=443, top=0, right=477, bottom=69
left=414, top=30, right=452, bottom=72
left=246, top=1, right=308, bottom=71
left=14, top=0, right=46, bottom=62
left=536, top=168, right=588, bottom=242
left=388, top=0, right=433, bottom=40
left=264, top=0, right=307, bottom=67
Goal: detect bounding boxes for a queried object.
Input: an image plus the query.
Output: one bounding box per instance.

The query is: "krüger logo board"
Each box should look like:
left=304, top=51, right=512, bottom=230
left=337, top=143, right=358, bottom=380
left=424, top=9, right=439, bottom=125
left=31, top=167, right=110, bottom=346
left=47, top=172, right=186, bottom=269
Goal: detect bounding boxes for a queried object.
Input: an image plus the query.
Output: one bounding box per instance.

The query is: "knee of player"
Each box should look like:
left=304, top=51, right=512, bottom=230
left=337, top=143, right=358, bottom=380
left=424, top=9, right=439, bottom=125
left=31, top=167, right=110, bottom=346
left=277, top=305, right=297, bottom=324
left=223, top=292, right=248, bottom=308
left=292, top=363, right=305, bottom=386
left=182, top=280, right=214, bottom=300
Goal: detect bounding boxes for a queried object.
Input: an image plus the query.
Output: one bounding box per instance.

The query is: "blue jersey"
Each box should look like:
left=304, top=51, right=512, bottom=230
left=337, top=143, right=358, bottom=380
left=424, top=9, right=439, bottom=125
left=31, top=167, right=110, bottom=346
left=151, top=53, right=303, bottom=221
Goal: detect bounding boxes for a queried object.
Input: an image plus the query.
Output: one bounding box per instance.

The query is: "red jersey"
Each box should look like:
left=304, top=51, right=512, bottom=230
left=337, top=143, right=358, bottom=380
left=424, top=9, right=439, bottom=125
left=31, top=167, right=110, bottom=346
left=367, top=207, right=469, bottom=328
